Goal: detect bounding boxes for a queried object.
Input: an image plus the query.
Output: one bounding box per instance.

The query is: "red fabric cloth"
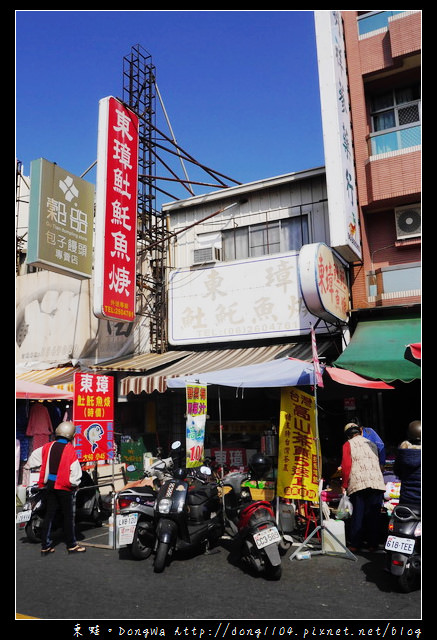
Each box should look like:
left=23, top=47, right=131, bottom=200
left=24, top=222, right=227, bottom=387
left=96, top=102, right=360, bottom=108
left=341, top=441, right=352, bottom=490
left=25, top=404, right=53, bottom=436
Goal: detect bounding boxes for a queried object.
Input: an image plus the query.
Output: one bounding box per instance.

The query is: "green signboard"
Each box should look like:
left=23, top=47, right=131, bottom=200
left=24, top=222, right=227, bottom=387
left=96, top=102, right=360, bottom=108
left=27, top=158, right=94, bottom=279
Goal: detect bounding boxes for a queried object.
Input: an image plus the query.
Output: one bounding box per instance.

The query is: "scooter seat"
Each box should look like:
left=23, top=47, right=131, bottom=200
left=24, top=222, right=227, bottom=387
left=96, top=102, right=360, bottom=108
left=188, top=484, right=218, bottom=505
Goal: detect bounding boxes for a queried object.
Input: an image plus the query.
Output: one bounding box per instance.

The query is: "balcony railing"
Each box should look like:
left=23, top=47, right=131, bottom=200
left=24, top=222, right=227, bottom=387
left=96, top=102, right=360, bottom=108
left=357, top=11, right=405, bottom=36
left=369, top=124, right=421, bottom=156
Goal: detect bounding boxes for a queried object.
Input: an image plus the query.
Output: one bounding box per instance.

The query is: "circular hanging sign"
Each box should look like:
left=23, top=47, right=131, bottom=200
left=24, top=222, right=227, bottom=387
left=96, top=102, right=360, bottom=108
left=298, top=243, right=350, bottom=323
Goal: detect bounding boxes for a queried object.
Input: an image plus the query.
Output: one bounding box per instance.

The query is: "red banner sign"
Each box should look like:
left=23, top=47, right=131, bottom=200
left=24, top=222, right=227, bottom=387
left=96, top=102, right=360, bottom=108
left=73, top=372, right=115, bottom=462
left=94, top=96, right=139, bottom=322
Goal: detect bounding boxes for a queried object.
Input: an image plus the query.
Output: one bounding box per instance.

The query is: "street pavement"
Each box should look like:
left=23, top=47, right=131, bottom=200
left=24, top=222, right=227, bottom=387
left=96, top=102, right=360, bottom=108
left=15, top=520, right=422, bottom=627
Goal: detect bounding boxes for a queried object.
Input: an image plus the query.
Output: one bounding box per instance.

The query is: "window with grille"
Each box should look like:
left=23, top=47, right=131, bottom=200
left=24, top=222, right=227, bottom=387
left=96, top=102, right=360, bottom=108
left=222, top=216, right=309, bottom=261
left=369, top=84, right=421, bottom=155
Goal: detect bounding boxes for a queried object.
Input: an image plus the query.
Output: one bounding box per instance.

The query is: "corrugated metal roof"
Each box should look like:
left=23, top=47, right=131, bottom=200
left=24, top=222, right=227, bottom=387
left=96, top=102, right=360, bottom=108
left=119, top=342, right=324, bottom=395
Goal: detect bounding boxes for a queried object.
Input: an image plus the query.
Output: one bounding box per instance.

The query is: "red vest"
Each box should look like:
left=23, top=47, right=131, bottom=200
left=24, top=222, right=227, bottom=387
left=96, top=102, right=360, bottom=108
left=38, top=441, right=79, bottom=491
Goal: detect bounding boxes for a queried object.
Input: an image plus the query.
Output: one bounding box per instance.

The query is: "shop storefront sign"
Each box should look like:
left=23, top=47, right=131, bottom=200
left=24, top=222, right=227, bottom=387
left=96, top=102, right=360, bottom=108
left=185, top=383, right=207, bottom=467
left=299, top=243, right=350, bottom=323
left=27, top=158, right=94, bottom=279
left=73, top=372, right=114, bottom=463
left=93, top=96, right=139, bottom=322
left=211, top=447, right=247, bottom=471
left=277, top=387, right=319, bottom=501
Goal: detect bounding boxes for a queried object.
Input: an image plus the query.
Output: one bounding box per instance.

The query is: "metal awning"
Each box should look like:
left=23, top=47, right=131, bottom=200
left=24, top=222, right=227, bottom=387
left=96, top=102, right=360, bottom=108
left=15, top=366, right=78, bottom=392
left=120, top=341, right=331, bottom=395
left=333, top=316, right=421, bottom=383
left=91, top=350, right=192, bottom=372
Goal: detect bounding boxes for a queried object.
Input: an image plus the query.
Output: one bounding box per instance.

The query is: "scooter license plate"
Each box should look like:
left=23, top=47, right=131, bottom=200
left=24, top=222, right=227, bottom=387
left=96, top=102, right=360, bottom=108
left=385, top=535, right=415, bottom=554
left=16, top=510, right=32, bottom=524
left=253, top=526, right=281, bottom=549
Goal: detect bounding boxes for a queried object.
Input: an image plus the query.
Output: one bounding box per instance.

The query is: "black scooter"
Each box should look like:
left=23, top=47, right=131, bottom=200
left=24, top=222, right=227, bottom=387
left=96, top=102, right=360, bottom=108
left=153, top=463, right=224, bottom=573
left=18, top=469, right=110, bottom=543
left=222, top=470, right=282, bottom=580
left=117, top=452, right=176, bottom=559
left=385, top=503, right=421, bottom=592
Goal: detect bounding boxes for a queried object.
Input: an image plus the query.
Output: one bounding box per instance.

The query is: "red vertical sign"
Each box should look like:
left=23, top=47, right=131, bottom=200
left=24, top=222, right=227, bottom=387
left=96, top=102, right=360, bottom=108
left=94, top=96, right=139, bottom=322
left=73, top=372, right=115, bottom=462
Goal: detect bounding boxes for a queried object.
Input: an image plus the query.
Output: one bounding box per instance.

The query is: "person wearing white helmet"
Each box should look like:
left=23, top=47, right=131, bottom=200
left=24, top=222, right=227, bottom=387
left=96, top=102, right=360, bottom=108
left=24, top=421, right=85, bottom=555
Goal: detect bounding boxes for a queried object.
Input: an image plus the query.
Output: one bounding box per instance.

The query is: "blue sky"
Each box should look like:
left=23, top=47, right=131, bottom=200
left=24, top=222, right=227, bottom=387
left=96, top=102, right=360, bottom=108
left=16, top=10, right=325, bottom=208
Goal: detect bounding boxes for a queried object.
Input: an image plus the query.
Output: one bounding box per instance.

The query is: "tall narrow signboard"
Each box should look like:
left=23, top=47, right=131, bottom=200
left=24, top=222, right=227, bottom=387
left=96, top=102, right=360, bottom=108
left=93, top=96, right=139, bottom=322
left=314, top=11, right=362, bottom=262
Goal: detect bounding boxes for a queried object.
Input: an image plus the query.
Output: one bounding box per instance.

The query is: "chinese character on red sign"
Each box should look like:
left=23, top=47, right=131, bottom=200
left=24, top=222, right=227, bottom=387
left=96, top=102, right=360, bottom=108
left=94, top=96, right=139, bottom=322
left=73, top=372, right=115, bottom=462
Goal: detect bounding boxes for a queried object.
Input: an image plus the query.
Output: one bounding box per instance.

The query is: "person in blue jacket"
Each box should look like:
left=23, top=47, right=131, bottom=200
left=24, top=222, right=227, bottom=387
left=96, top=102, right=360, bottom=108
left=393, top=420, right=421, bottom=508
left=350, top=417, right=386, bottom=467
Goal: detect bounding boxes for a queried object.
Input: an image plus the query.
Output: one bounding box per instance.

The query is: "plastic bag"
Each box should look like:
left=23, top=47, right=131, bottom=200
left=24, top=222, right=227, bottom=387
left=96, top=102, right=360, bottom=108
left=336, top=493, right=353, bottom=520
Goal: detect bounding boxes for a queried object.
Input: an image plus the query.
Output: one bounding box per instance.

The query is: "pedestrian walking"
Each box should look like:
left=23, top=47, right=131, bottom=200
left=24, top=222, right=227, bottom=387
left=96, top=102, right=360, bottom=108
left=24, top=421, right=86, bottom=555
left=340, top=422, right=386, bottom=553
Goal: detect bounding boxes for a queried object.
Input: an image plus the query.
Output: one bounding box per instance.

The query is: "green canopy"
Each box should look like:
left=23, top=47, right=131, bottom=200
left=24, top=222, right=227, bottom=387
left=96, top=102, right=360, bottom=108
left=333, top=316, right=421, bottom=382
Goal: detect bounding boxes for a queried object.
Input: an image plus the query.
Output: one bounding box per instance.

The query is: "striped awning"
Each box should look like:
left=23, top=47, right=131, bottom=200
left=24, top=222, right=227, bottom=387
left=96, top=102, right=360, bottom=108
left=120, top=342, right=325, bottom=395
left=15, top=366, right=78, bottom=392
left=91, top=350, right=192, bottom=372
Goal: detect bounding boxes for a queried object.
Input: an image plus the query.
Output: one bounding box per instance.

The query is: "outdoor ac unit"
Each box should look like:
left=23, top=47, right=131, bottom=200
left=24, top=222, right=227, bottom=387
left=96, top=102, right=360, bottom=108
left=192, top=246, right=221, bottom=264
left=394, top=205, right=421, bottom=240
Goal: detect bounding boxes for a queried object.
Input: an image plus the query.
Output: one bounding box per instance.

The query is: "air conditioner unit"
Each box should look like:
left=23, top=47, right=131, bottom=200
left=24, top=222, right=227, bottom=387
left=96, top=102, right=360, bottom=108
left=394, top=205, right=421, bottom=240
left=192, top=246, right=221, bottom=264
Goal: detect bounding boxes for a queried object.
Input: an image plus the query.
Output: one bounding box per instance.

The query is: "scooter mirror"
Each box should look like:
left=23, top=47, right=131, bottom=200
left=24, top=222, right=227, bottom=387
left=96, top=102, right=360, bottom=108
left=126, top=465, right=137, bottom=472
left=171, top=441, right=182, bottom=450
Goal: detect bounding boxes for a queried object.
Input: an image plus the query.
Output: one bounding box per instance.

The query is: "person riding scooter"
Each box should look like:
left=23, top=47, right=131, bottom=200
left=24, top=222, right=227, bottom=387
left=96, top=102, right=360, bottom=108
left=24, top=421, right=86, bottom=555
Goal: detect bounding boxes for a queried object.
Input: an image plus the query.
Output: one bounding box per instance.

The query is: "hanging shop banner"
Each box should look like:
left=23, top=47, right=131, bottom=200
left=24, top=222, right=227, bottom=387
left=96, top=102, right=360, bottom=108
left=93, top=96, right=139, bottom=322
left=185, top=383, right=207, bottom=467
left=73, top=372, right=115, bottom=463
left=277, top=387, right=319, bottom=501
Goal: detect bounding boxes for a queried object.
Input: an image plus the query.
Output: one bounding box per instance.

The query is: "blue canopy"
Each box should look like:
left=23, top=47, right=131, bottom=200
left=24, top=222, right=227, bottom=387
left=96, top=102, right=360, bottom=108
left=166, top=356, right=316, bottom=389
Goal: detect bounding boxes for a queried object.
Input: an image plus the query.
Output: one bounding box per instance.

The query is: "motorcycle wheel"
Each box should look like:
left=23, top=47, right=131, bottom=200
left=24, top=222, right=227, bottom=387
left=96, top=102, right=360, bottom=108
left=397, top=567, right=419, bottom=593
left=265, top=560, right=282, bottom=581
left=25, top=516, right=42, bottom=543
left=131, top=522, right=153, bottom=560
left=154, top=542, right=170, bottom=573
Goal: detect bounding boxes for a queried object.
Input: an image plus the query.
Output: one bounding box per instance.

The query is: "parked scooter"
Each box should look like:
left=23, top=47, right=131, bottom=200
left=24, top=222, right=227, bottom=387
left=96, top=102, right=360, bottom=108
left=385, top=503, right=421, bottom=592
left=117, top=449, right=177, bottom=559
left=18, top=468, right=110, bottom=543
left=222, top=453, right=282, bottom=580
left=153, top=457, right=224, bottom=573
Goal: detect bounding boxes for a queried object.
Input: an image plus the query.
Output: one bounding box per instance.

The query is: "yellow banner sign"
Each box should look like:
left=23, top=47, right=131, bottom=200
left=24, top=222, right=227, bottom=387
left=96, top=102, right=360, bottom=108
left=277, top=387, right=319, bottom=501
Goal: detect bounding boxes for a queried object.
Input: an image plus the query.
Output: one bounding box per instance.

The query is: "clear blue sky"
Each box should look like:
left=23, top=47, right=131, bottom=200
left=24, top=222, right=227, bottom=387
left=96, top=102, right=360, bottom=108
left=16, top=10, right=325, bottom=207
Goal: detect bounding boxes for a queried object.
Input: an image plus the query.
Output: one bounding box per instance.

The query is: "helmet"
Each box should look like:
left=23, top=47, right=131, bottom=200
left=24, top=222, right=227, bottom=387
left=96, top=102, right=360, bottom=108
left=407, top=420, right=421, bottom=445
left=55, top=421, right=76, bottom=440
left=249, top=453, right=272, bottom=480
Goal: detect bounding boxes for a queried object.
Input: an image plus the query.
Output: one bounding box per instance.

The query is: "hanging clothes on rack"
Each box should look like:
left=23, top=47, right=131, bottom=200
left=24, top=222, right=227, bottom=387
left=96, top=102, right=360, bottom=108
left=26, top=402, right=53, bottom=455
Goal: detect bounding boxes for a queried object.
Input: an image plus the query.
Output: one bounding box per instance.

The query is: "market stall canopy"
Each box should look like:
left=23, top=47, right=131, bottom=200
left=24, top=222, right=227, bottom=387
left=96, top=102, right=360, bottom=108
left=332, top=316, right=421, bottom=383
left=404, top=342, right=421, bottom=366
left=16, top=379, right=74, bottom=399
left=324, top=366, right=394, bottom=389
left=166, top=356, right=315, bottom=389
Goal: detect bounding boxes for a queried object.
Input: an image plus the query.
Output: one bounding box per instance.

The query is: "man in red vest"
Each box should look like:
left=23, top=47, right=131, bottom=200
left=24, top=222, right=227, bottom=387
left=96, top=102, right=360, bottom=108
left=25, top=421, right=86, bottom=555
